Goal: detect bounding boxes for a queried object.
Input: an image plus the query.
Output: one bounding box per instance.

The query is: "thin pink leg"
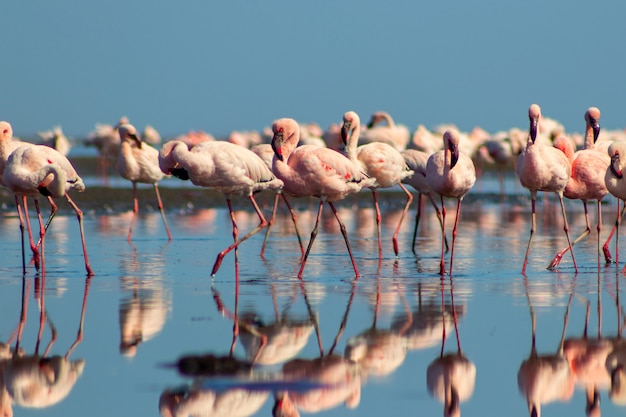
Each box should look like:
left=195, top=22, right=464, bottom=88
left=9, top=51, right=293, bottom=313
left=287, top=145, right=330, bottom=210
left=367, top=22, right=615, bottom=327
left=439, top=195, right=447, bottom=276
left=127, top=182, right=139, bottom=241
left=448, top=198, right=463, bottom=277
left=548, top=200, right=591, bottom=270
left=604, top=199, right=626, bottom=264
left=328, top=201, right=359, bottom=279
left=298, top=200, right=325, bottom=279
left=260, top=192, right=280, bottom=259
left=281, top=194, right=305, bottom=255
left=371, top=189, right=383, bottom=258
left=428, top=193, right=449, bottom=252
left=65, top=276, right=92, bottom=358
left=392, top=183, right=413, bottom=256
left=410, top=193, right=422, bottom=253
left=521, top=191, right=538, bottom=275
left=557, top=191, right=578, bottom=272
left=65, top=194, right=94, bottom=276
left=211, top=195, right=268, bottom=276
left=153, top=183, right=172, bottom=241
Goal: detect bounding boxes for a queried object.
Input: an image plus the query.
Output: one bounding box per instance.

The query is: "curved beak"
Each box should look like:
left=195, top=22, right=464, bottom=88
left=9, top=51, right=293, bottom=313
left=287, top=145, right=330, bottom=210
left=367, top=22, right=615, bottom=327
left=449, top=141, right=459, bottom=168
left=530, top=116, right=538, bottom=144
left=272, top=131, right=284, bottom=162
left=130, top=132, right=143, bottom=149
left=611, top=153, right=623, bottom=179
left=341, top=121, right=351, bottom=146
left=590, top=116, right=600, bottom=142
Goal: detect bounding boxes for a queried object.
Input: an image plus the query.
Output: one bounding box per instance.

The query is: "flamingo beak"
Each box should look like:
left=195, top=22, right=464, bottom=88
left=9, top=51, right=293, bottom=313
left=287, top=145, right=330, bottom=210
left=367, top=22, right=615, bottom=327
left=130, top=132, right=143, bottom=149
left=591, top=117, right=600, bottom=142
left=272, top=131, right=284, bottom=162
left=611, top=153, right=623, bottom=179
left=341, top=122, right=351, bottom=146
left=530, top=117, right=538, bottom=143
left=449, top=142, right=459, bottom=168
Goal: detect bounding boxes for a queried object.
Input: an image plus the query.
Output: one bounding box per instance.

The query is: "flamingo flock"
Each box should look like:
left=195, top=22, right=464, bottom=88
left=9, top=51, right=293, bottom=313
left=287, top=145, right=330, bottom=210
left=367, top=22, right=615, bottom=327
left=4, top=104, right=626, bottom=278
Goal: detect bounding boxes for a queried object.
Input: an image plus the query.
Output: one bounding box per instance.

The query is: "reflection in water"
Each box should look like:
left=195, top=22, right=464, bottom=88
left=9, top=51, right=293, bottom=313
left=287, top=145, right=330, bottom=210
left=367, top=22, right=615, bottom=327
left=605, top=271, right=626, bottom=407
left=119, top=243, right=171, bottom=357
left=426, top=277, right=475, bottom=417
left=1, top=274, right=89, bottom=415
left=345, top=279, right=407, bottom=378
left=517, top=276, right=575, bottom=417
left=160, top=385, right=269, bottom=417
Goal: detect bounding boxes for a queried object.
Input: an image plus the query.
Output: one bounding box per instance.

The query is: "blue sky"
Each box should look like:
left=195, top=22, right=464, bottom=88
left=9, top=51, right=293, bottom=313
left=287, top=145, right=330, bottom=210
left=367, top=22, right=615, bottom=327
left=4, top=0, right=626, bottom=139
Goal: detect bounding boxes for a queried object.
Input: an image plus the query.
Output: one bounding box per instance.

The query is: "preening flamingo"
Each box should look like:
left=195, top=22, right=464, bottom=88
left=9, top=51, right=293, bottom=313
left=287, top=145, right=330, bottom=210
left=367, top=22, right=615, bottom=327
left=270, top=118, right=375, bottom=279
left=516, top=104, right=577, bottom=275
left=158, top=139, right=283, bottom=276
left=426, top=129, right=476, bottom=276
left=549, top=107, right=610, bottom=269
left=117, top=123, right=172, bottom=241
left=3, top=144, right=93, bottom=275
left=360, top=111, right=410, bottom=152
left=341, top=111, right=414, bottom=257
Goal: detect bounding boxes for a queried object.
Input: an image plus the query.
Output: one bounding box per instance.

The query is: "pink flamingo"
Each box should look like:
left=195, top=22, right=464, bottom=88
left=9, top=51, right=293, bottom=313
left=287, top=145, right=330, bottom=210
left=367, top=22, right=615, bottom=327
left=401, top=148, right=448, bottom=254
left=516, top=104, right=577, bottom=275
left=549, top=107, right=611, bottom=269
left=3, top=144, right=94, bottom=275
left=605, top=140, right=626, bottom=272
left=270, top=118, right=375, bottom=279
left=117, top=123, right=172, bottom=241
left=250, top=143, right=305, bottom=257
left=360, top=111, right=411, bottom=151
left=426, top=129, right=476, bottom=276
left=158, top=139, right=284, bottom=276
left=341, top=111, right=414, bottom=257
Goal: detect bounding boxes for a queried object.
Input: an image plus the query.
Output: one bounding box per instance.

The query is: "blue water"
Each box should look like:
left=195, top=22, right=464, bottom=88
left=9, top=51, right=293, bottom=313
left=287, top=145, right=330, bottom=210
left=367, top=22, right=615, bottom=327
left=0, top=170, right=624, bottom=417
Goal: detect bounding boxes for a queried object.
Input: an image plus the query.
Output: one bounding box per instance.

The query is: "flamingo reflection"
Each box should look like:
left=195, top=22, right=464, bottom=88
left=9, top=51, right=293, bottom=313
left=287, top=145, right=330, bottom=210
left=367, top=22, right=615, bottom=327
left=517, top=276, right=575, bottom=417
left=1, top=273, right=90, bottom=414
left=426, top=277, right=476, bottom=417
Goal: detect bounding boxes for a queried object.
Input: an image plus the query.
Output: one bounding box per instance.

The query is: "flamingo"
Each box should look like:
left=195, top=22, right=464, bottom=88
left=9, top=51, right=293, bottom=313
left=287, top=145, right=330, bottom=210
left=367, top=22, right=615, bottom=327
left=516, top=104, right=577, bottom=275
left=117, top=123, right=172, bottom=241
left=37, top=125, right=71, bottom=156
left=426, top=129, right=476, bottom=276
left=401, top=148, right=448, bottom=254
left=270, top=118, right=375, bottom=279
left=250, top=143, right=305, bottom=257
left=360, top=111, right=411, bottom=151
left=86, top=116, right=128, bottom=182
left=158, top=139, right=284, bottom=276
left=605, top=140, right=626, bottom=271
left=3, top=144, right=94, bottom=275
left=341, top=111, right=414, bottom=258
left=549, top=107, right=611, bottom=269
left=0, top=121, right=44, bottom=272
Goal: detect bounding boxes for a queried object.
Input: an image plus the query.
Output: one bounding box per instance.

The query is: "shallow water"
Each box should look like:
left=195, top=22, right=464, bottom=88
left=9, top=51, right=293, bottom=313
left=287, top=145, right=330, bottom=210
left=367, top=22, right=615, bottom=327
left=0, top=165, right=625, bottom=417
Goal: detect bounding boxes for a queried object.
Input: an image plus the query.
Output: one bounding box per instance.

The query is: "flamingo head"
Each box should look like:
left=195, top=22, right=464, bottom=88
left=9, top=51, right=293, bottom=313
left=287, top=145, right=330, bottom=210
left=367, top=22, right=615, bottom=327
left=585, top=107, right=601, bottom=143
left=444, top=130, right=460, bottom=168
left=609, top=143, right=623, bottom=179
left=528, top=104, right=541, bottom=144
left=341, top=111, right=359, bottom=147
left=118, top=123, right=142, bottom=149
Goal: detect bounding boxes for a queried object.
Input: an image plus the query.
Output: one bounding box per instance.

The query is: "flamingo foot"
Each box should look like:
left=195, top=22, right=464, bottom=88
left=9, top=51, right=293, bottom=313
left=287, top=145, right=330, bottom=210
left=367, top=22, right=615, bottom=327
left=211, top=252, right=226, bottom=276
left=602, top=244, right=614, bottom=264
left=547, top=251, right=565, bottom=270
left=393, top=238, right=399, bottom=257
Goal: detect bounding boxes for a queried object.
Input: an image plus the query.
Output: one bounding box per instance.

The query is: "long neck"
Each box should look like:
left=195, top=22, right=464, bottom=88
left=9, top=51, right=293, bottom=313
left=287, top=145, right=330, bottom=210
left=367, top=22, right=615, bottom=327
left=345, top=122, right=360, bottom=162
left=38, top=164, right=67, bottom=198
left=172, top=142, right=214, bottom=175
left=584, top=121, right=595, bottom=150
left=380, top=112, right=395, bottom=128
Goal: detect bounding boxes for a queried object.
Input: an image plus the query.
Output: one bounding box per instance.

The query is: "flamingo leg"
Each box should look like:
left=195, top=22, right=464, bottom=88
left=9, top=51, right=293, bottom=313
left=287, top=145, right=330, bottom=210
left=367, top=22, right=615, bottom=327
left=65, top=194, right=94, bottom=276
left=153, top=183, right=172, bottom=241
left=298, top=199, right=325, bottom=279
left=448, top=198, right=463, bottom=277
left=603, top=200, right=626, bottom=264
left=521, top=191, right=538, bottom=275
left=65, top=276, right=92, bottom=358
left=439, top=195, right=447, bottom=276
left=15, top=196, right=28, bottom=274
left=281, top=193, right=305, bottom=255
left=548, top=200, right=591, bottom=270
left=34, top=199, right=46, bottom=273
left=392, top=183, right=413, bottom=257
left=371, top=189, right=383, bottom=258
left=428, top=193, right=449, bottom=252
left=260, top=192, right=280, bottom=259
left=127, top=182, right=139, bottom=241
left=19, top=196, right=41, bottom=271
left=556, top=191, right=578, bottom=272
left=410, top=193, right=422, bottom=254
left=211, top=195, right=268, bottom=276
left=328, top=201, right=360, bottom=279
